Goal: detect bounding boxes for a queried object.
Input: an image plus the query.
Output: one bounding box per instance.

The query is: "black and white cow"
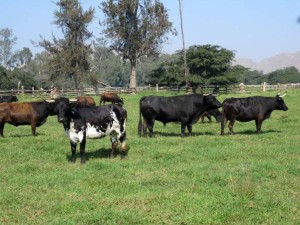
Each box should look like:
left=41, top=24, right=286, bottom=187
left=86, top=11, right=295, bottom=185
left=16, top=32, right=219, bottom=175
left=54, top=98, right=127, bottom=163
left=138, top=94, right=222, bottom=137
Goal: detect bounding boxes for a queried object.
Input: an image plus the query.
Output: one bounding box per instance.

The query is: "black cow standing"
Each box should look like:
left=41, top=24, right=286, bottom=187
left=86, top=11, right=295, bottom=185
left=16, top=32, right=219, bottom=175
left=54, top=98, right=127, bottom=163
left=138, top=94, right=222, bottom=137
left=221, top=93, right=288, bottom=135
left=0, top=95, right=18, bottom=103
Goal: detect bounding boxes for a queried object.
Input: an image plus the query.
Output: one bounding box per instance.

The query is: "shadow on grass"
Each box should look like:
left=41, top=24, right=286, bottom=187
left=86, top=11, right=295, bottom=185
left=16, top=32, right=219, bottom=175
left=65, top=147, right=122, bottom=162
left=9, top=132, right=45, bottom=137
left=141, top=131, right=216, bottom=137
left=224, top=129, right=282, bottom=135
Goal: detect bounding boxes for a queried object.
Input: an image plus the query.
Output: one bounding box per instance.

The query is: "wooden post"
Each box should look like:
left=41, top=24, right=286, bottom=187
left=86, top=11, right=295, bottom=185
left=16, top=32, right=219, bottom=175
left=156, top=84, right=158, bottom=92
left=21, top=86, right=24, bottom=97
left=32, top=86, right=35, bottom=97
left=263, top=82, right=266, bottom=92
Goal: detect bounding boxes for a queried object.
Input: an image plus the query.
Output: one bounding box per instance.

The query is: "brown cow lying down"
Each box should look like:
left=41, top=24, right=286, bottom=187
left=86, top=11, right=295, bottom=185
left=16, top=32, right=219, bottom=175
left=0, top=101, right=56, bottom=136
left=100, top=93, right=124, bottom=106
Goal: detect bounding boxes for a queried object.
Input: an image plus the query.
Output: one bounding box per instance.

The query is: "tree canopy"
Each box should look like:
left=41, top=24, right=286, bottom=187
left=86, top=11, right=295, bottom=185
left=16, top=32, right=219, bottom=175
left=39, top=0, right=94, bottom=89
left=100, top=0, right=176, bottom=90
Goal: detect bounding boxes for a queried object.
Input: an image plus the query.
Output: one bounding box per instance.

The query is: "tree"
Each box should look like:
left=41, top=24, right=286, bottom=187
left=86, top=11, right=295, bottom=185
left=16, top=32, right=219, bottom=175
left=39, top=0, right=94, bottom=89
left=0, top=28, right=17, bottom=69
left=147, top=54, right=182, bottom=86
left=8, top=47, right=33, bottom=70
left=244, top=70, right=265, bottom=85
left=172, top=45, right=235, bottom=85
left=89, top=38, right=130, bottom=87
left=100, top=0, right=176, bottom=90
left=267, top=66, right=300, bottom=84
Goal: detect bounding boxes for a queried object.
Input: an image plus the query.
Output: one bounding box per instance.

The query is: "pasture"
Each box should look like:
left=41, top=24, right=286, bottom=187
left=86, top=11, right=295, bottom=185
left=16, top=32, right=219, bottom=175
left=0, top=90, right=299, bottom=224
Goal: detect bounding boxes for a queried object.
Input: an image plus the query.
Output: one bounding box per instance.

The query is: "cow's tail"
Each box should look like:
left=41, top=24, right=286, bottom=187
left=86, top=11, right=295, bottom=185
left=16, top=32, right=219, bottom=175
left=138, top=97, right=144, bottom=137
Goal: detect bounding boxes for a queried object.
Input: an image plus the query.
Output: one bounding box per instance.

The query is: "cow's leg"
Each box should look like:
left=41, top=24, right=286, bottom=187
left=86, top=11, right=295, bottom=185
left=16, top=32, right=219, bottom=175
left=255, top=119, right=263, bottom=134
left=79, top=139, right=86, bottom=164
left=200, top=115, right=204, bottom=123
left=110, top=133, right=118, bottom=158
left=31, top=120, right=37, bottom=136
left=70, top=142, right=77, bottom=163
left=142, top=117, right=148, bottom=136
left=0, top=123, right=4, bottom=137
left=119, top=131, right=127, bottom=159
left=207, top=115, right=212, bottom=123
left=228, top=118, right=236, bottom=135
left=147, top=119, right=155, bottom=137
left=180, top=123, right=186, bottom=138
left=187, top=125, right=192, bottom=136
left=221, top=116, right=228, bottom=135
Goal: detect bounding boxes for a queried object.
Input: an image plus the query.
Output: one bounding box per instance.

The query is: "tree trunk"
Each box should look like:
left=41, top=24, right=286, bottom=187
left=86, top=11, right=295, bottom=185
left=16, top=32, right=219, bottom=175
left=129, top=60, right=137, bottom=91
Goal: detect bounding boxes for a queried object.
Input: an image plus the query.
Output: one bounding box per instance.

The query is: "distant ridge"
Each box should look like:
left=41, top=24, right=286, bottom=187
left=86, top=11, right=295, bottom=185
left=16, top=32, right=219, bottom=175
left=233, top=51, right=300, bottom=73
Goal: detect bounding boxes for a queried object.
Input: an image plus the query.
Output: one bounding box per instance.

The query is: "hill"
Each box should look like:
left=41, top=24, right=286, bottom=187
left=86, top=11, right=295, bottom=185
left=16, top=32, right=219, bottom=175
left=233, top=51, right=300, bottom=73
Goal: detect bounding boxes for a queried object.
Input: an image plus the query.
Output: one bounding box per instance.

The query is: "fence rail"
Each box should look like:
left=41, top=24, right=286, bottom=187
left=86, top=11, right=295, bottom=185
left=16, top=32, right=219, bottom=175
left=0, top=83, right=299, bottom=98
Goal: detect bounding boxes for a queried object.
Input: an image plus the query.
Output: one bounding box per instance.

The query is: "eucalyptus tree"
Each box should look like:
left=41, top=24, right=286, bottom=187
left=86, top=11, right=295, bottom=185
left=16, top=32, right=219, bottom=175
left=0, top=28, right=17, bottom=69
left=39, top=0, right=94, bottom=89
left=100, top=0, right=176, bottom=90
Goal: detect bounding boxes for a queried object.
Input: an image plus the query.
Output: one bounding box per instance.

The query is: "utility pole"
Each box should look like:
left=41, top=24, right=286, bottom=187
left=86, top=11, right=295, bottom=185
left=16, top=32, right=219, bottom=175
left=179, top=0, right=189, bottom=89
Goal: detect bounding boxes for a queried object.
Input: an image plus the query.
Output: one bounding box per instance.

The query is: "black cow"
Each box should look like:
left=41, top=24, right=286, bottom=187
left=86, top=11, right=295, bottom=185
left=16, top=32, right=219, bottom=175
left=138, top=94, right=221, bottom=137
left=54, top=98, right=127, bottom=163
left=221, top=94, right=288, bottom=135
left=0, top=95, right=18, bottom=103
left=0, top=101, right=56, bottom=136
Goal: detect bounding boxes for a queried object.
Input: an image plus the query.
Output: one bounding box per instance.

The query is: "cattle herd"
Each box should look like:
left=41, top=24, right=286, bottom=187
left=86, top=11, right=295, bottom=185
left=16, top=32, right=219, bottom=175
left=0, top=91, right=288, bottom=163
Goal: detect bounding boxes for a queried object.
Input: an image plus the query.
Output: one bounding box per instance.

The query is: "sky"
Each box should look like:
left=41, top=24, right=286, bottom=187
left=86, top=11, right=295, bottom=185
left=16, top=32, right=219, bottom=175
left=1, top=0, right=300, bottom=62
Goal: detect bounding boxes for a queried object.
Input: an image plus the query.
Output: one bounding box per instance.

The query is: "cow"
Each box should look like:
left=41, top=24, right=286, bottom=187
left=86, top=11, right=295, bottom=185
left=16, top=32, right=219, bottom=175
left=138, top=94, right=222, bottom=137
left=221, top=93, right=288, bottom=135
left=76, top=96, right=96, bottom=106
left=54, top=97, right=127, bottom=163
left=0, top=95, right=18, bottom=103
left=100, top=92, right=124, bottom=106
left=0, top=101, right=56, bottom=136
left=200, top=108, right=222, bottom=123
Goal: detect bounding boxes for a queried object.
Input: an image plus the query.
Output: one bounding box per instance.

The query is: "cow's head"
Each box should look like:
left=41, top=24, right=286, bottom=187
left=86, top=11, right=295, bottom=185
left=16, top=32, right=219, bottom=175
left=54, top=97, right=70, bottom=123
left=275, top=94, right=288, bottom=111
left=11, top=96, right=18, bottom=102
left=116, top=97, right=124, bottom=106
left=204, top=94, right=222, bottom=109
left=210, top=108, right=222, bottom=122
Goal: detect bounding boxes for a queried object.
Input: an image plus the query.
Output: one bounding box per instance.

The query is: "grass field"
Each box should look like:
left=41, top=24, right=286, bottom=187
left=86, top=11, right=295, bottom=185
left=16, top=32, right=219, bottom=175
left=0, top=90, right=299, bottom=224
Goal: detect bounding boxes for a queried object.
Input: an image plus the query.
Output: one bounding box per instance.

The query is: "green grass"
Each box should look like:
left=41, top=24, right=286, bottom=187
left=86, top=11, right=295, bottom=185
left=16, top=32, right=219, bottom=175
left=0, top=90, right=299, bottom=224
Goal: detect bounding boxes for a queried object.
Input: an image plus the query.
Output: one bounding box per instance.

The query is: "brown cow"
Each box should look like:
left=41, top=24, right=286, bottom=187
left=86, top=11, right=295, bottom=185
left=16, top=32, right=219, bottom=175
left=0, top=101, right=56, bottom=136
left=76, top=96, right=96, bottom=106
left=100, top=93, right=124, bottom=106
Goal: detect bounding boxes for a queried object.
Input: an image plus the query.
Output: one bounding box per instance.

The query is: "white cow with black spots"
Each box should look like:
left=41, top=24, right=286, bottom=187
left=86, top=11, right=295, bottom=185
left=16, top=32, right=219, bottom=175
left=54, top=98, right=127, bottom=163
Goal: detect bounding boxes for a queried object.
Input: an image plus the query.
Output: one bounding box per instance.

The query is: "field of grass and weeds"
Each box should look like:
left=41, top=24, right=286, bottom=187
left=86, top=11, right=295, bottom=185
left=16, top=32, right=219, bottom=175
left=0, top=89, right=299, bottom=224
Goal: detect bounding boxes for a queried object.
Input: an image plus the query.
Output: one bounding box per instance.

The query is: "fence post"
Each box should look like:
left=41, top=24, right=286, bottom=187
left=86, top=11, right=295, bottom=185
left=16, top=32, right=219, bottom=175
left=263, top=82, right=266, bottom=92
left=156, top=84, right=158, bottom=92
left=21, top=86, right=24, bottom=97
left=32, top=86, right=35, bottom=97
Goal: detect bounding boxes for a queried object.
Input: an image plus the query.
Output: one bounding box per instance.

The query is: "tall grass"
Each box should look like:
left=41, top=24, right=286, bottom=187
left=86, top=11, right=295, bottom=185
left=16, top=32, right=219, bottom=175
left=0, top=90, right=299, bottom=224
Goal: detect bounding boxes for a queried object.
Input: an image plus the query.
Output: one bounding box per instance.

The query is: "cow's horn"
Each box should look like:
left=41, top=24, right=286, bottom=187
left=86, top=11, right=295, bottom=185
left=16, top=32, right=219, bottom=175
left=46, top=99, right=55, bottom=102
left=69, top=98, right=77, bottom=102
left=279, top=91, right=287, bottom=98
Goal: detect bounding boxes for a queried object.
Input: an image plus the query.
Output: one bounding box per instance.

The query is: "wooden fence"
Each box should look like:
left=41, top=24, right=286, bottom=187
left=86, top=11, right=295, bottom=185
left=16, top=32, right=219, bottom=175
left=1, top=83, right=300, bottom=98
